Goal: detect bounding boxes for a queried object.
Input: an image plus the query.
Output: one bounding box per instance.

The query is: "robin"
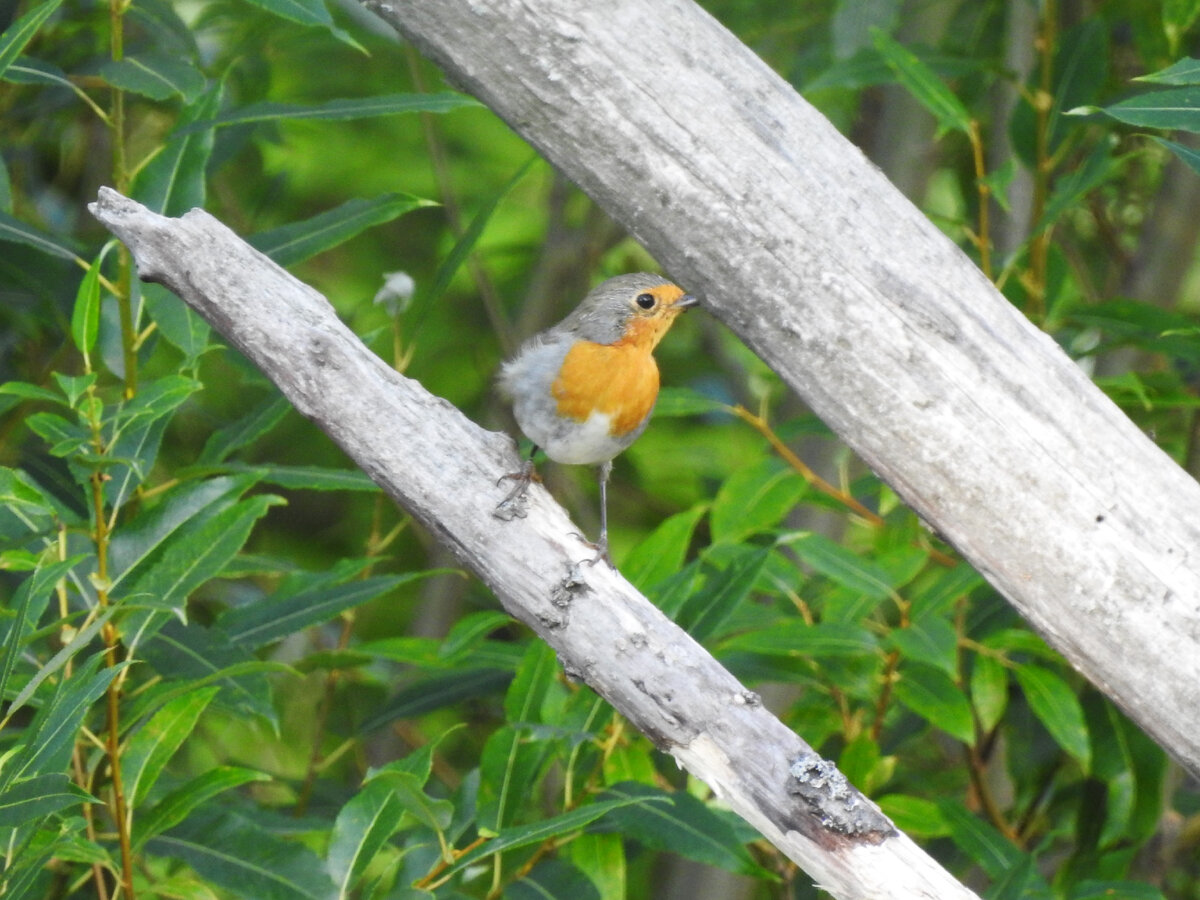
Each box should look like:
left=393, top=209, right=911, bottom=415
left=495, top=272, right=699, bottom=564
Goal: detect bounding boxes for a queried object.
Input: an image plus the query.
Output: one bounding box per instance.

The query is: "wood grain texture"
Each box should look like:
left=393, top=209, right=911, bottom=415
left=90, top=187, right=981, bottom=899
left=364, top=0, right=1200, bottom=777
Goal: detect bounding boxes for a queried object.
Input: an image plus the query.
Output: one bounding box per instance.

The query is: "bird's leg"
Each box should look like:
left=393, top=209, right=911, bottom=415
left=494, top=445, right=541, bottom=520
left=589, top=459, right=615, bottom=566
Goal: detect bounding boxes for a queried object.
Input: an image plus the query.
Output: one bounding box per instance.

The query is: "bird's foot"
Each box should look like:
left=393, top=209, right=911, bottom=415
left=568, top=531, right=614, bottom=568
left=494, top=460, right=540, bottom=521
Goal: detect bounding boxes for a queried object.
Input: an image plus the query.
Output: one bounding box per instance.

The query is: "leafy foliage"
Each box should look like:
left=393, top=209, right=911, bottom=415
left=1, top=0, right=1199, bottom=898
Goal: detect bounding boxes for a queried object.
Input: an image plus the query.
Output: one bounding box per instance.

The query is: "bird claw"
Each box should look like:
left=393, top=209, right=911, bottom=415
left=567, top=531, right=614, bottom=568
left=494, top=461, right=540, bottom=521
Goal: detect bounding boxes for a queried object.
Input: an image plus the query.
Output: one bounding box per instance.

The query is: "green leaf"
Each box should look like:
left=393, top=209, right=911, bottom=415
left=623, top=504, right=706, bottom=592
left=1014, top=665, right=1090, bottom=771
left=652, top=386, right=729, bottom=418
left=0, top=0, right=65, bottom=80
left=144, top=285, right=212, bottom=357
left=327, top=778, right=409, bottom=898
left=104, top=376, right=202, bottom=510
left=872, top=28, right=971, bottom=138
left=1069, top=882, right=1166, bottom=900
left=893, top=663, right=974, bottom=744
left=376, top=770, right=453, bottom=833
left=4, top=653, right=121, bottom=786
left=0, top=380, right=65, bottom=405
left=719, top=621, right=879, bottom=659
left=71, top=252, right=102, bottom=362
left=199, top=395, right=291, bottom=464
left=876, top=794, right=949, bottom=838
left=109, top=474, right=260, bottom=591
left=0, top=774, right=93, bottom=827
left=409, top=157, right=537, bottom=333
left=361, top=668, right=513, bottom=732
left=592, top=783, right=766, bottom=877
left=121, top=493, right=280, bottom=617
left=148, top=809, right=336, bottom=900
left=1083, top=85, right=1200, bottom=131
left=479, top=724, right=553, bottom=831
left=197, top=92, right=479, bottom=130
left=1137, top=57, right=1200, bottom=85
left=122, top=686, right=220, bottom=807
left=711, top=459, right=807, bottom=544
left=938, top=799, right=1025, bottom=879
left=1153, top=135, right=1200, bottom=177
left=0, top=558, right=79, bottom=708
left=969, top=654, right=1008, bottom=733
left=507, top=861, right=601, bottom=900
left=223, top=463, right=379, bottom=492
left=676, top=547, right=769, bottom=642
left=219, top=573, right=431, bottom=648
left=0, top=208, right=79, bottom=259
left=133, top=78, right=224, bottom=217
left=98, top=54, right=206, bottom=102
left=443, top=794, right=662, bottom=878
left=250, top=194, right=435, bottom=267
left=888, top=617, right=958, bottom=679
left=134, top=767, right=271, bottom=849
left=1036, top=139, right=1121, bottom=235
left=781, top=532, right=893, bottom=600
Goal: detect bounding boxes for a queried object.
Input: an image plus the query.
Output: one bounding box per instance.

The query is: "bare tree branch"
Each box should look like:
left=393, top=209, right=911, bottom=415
left=90, top=187, right=980, bottom=899
left=363, top=0, right=1200, bottom=777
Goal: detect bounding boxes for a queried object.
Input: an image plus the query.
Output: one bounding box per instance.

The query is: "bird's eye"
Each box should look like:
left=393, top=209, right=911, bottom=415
left=635, top=292, right=656, bottom=310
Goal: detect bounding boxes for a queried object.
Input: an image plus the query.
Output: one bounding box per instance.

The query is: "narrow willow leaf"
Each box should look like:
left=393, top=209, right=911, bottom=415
left=120, top=494, right=280, bottom=614
left=250, top=193, right=435, bottom=267
left=196, top=92, right=478, bottom=130
left=133, top=767, right=271, bottom=849
left=876, top=794, right=950, bottom=838
left=719, top=620, right=879, bottom=659
left=623, top=504, right=707, bottom=592
left=222, top=463, right=378, bottom=492
left=888, top=617, right=958, bottom=679
left=219, top=573, right=431, bottom=648
left=782, top=532, right=893, bottom=600
left=408, top=157, right=536, bottom=333
left=71, top=252, right=102, bottom=361
left=0, top=775, right=93, bottom=827
left=711, top=459, right=807, bottom=544
left=109, top=474, right=260, bottom=590
left=360, top=669, right=513, bottom=732
left=872, top=28, right=972, bottom=137
left=0, top=558, right=79, bottom=708
left=676, top=547, right=769, bottom=642
left=442, top=795, right=660, bottom=878
left=567, top=832, right=625, bottom=900
left=327, top=779, right=408, bottom=899
left=508, top=861, right=601, bottom=900
left=98, top=54, right=206, bottom=102
left=592, top=783, right=765, bottom=877
left=1136, top=57, right=1200, bottom=85
left=199, top=395, right=291, bottom=465
left=122, top=686, right=220, bottom=806
left=0, top=208, right=79, bottom=259
left=652, top=386, right=729, bottom=417
left=893, top=663, right=974, bottom=744
left=149, top=809, right=336, bottom=900
left=134, top=78, right=224, bottom=217
left=478, top=724, right=552, bottom=831
left=1081, top=85, right=1200, bottom=130
left=0, top=0, right=65, bottom=79
left=938, top=799, right=1026, bottom=879
left=1153, top=136, right=1200, bottom=177
left=970, top=653, right=1008, bottom=732
left=1014, top=664, right=1090, bottom=771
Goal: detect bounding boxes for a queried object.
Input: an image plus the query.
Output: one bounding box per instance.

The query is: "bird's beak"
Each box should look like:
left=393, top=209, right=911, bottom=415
left=675, top=293, right=700, bottom=310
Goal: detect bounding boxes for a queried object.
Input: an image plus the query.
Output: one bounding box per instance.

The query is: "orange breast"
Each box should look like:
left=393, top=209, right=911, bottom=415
left=552, top=339, right=660, bottom=437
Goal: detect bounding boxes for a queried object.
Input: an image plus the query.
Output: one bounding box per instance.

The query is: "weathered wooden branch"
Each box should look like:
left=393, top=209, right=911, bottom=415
left=363, top=0, right=1200, bottom=777
left=91, top=187, right=979, bottom=899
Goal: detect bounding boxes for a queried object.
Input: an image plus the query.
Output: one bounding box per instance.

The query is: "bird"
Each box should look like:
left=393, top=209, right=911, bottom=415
left=495, top=272, right=698, bottom=564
